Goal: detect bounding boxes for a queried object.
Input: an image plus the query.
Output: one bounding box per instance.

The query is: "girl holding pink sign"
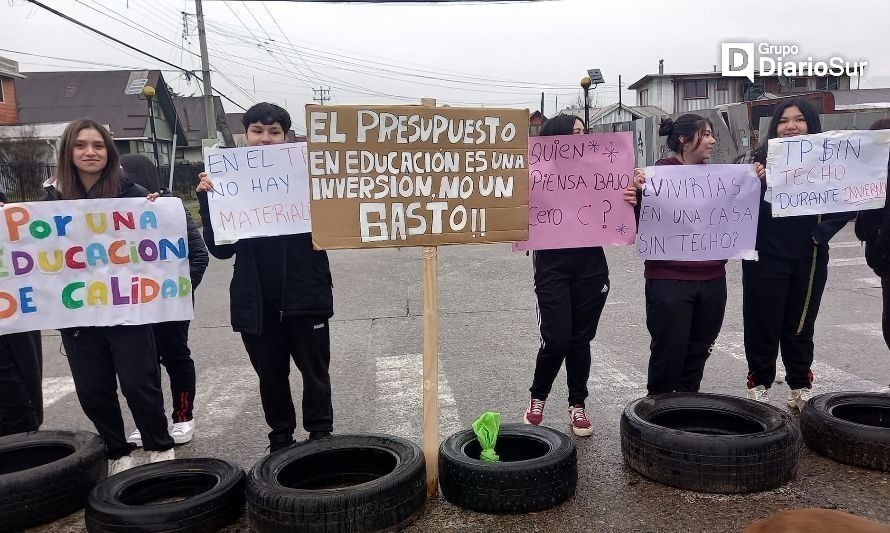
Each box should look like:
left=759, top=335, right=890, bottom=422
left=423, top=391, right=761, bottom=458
left=523, top=114, right=609, bottom=437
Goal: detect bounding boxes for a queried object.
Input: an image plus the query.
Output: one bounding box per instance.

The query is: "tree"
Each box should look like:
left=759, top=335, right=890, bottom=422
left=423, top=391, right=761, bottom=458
left=0, top=126, right=52, bottom=165
left=0, top=126, right=55, bottom=201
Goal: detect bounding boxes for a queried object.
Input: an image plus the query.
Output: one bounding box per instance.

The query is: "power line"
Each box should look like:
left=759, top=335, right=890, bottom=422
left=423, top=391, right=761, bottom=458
left=24, top=0, right=247, bottom=111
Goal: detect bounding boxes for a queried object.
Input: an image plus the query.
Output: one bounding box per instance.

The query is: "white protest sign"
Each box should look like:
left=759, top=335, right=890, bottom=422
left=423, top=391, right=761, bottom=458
left=0, top=197, right=193, bottom=335
left=766, top=129, right=890, bottom=217
left=204, top=142, right=311, bottom=244
left=637, top=164, right=761, bottom=261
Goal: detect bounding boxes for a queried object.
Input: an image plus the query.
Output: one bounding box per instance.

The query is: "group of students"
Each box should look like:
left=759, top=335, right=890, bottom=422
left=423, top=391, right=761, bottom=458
left=523, top=98, right=890, bottom=437
left=0, top=102, right=334, bottom=476
left=1, top=98, right=888, bottom=468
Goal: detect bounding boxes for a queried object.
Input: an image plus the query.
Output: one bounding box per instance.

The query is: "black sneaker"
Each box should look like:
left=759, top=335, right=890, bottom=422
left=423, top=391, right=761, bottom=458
left=269, top=436, right=296, bottom=453
left=308, top=431, right=331, bottom=441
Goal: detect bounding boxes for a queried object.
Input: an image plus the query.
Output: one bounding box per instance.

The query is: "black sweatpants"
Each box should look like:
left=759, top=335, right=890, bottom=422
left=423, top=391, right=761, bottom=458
left=153, top=320, right=196, bottom=423
left=645, top=278, right=727, bottom=395
left=61, top=325, right=174, bottom=458
left=530, top=272, right=609, bottom=407
left=743, top=252, right=828, bottom=390
left=241, top=312, right=333, bottom=447
left=0, top=331, right=43, bottom=436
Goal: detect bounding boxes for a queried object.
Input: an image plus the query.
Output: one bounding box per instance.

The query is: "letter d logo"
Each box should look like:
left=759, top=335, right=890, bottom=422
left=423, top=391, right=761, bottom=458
left=722, top=43, right=755, bottom=82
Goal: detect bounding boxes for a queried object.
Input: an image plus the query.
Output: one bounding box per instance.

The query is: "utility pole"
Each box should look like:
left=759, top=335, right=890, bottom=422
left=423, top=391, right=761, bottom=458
left=618, top=75, right=622, bottom=108
left=195, top=0, right=215, bottom=142
left=313, top=87, right=331, bottom=105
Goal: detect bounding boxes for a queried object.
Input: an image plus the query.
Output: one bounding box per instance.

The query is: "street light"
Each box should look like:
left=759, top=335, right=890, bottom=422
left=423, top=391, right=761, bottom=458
left=580, top=69, right=605, bottom=133
left=140, top=85, right=161, bottom=171
left=580, top=76, right=591, bottom=133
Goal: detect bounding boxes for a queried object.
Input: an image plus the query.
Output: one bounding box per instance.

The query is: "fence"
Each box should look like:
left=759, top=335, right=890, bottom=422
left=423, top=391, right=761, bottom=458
left=158, top=162, right=204, bottom=198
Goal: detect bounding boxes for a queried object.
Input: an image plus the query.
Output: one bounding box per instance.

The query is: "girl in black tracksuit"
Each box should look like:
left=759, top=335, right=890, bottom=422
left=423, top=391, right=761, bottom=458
left=44, top=119, right=174, bottom=469
left=523, top=114, right=609, bottom=437
left=121, top=154, right=209, bottom=445
left=744, top=99, right=852, bottom=409
left=196, top=103, right=334, bottom=452
left=853, top=118, right=890, bottom=390
left=626, top=114, right=726, bottom=396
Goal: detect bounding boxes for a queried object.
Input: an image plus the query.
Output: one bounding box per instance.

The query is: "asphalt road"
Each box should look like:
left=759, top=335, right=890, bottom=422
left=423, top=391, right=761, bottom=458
left=34, top=225, right=890, bottom=532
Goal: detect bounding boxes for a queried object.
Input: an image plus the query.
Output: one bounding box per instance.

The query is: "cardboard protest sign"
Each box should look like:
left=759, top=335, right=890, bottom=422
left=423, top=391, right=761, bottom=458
left=0, top=198, right=193, bottom=334
left=306, top=105, right=529, bottom=249
left=637, top=164, right=761, bottom=261
left=204, top=142, right=311, bottom=244
left=766, top=129, right=890, bottom=217
left=513, top=131, right=636, bottom=251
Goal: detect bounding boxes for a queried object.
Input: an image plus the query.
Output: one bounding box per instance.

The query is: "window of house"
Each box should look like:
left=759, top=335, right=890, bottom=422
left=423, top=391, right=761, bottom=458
left=0, top=80, right=5, bottom=103
left=684, top=79, right=708, bottom=99
left=716, top=79, right=728, bottom=91
left=824, top=76, right=840, bottom=91
left=639, top=89, right=649, bottom=106
left=791, top=77, right=809, bottom=90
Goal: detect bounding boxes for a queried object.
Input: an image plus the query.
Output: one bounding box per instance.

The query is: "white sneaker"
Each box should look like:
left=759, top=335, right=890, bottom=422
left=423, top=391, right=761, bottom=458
left=127, top=429, right=142, bottom=447
left=787, top=388, right=812, bottom=411
left=747, top=385, right=770, bottom=402
left=149, top=448, right=175, bottom=463
left=170, top=420, right=194, bottom=444
left=108, top=455, right=134, bottom=476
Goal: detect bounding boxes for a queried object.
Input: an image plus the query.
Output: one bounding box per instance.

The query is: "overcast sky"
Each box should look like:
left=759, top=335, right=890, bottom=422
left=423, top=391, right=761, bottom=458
left=2, top=0, right=888, bottom=133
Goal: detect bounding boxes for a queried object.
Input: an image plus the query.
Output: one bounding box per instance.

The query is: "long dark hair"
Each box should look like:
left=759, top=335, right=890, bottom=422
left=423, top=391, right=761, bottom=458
left=121, top=153, right=160, bottom=193
left=753, top=99, right=822, bottom=164
left=659, top=113, right=713, bottom=154
left=540, top=114, right=584, bottom=136
left=54, top=119, right=121, bottom=199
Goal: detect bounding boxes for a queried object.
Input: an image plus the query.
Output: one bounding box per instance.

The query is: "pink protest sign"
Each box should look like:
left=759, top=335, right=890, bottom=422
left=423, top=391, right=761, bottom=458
left=513, top=131, right=636, bottom=251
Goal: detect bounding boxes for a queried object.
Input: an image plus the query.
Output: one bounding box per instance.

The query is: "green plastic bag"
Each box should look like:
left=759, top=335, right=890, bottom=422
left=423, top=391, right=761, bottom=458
left=472, top=411, right=501, bottom=462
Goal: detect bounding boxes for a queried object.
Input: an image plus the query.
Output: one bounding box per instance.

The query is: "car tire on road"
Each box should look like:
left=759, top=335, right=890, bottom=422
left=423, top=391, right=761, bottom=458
left=0, top=430, right=106, bottom=531
left=246, top=434, right=425, bottom=532
left=85, top=458, right=246, bottom=533
left=438, top=423, right=577, bottom=513
left=801, top=391, right=890, bottom=472
left=621, top=393, right=800, bottom=493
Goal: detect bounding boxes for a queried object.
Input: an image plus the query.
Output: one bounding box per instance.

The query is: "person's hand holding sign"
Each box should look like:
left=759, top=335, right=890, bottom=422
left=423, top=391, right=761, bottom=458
left=755, top=162, right=766, bottom=180
left=195, top=171, right=214, bottom=194
left=623, top=167, right=646, bottom=207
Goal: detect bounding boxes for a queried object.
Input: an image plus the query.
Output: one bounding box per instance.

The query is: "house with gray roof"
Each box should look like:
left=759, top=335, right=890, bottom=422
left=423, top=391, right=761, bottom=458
left=15, top=70, right=188, bottom=166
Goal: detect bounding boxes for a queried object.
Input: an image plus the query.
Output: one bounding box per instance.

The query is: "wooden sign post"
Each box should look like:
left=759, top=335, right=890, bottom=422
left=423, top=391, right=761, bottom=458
left=420, top=98, right=440, bottom=497
left=305, top=100, right=529, bottom=496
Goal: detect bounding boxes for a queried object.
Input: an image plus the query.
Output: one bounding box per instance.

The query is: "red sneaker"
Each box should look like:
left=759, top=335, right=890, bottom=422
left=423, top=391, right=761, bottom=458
left=569, top=404, right=592, bottom=436
left=523, top=397, right=546, bottom=425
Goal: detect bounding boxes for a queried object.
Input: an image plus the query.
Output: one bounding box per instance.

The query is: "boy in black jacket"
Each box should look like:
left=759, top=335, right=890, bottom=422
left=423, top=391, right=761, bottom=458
left=196, top=103, right=334, bottom=451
